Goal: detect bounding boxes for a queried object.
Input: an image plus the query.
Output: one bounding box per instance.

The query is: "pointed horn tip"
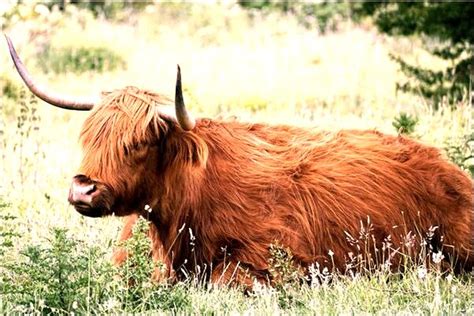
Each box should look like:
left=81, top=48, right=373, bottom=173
left=4, top=34, right=20, bottom=61
left=176, top=64, right=181, bottom=80
left=4, top=34, right=13, bottom=49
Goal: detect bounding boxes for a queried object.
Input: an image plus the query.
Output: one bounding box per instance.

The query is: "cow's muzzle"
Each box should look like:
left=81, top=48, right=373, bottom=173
left=68, top=175, right=113, bottom=217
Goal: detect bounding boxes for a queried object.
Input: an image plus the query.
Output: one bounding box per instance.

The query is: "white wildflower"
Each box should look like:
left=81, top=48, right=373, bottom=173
left=251, top=279, right=275, bottom=297
left=103, top=298, right=119, bottom=311
left=72, top=301, right=78, bottom=309
left=328, top=249, right=334, bottom=257
left=417, top=266, right=427, bottom=279
left=252, top=278, right=264, bottom=293
left=144, top=204, right=152, bottom=212
left=404, top=231, right=415, bottom=248
left=426, top=226, right=439, bottom=240
left=432, top=251, right=444, bottom=264
left=308, top=263, right=320, bottom=287
left=446, top=274, right=453, bottom=283
left=382, top=260, right=392, bottom=272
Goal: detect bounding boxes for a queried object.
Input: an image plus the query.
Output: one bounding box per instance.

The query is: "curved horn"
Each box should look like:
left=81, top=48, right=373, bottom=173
left=4, top=34, right=97, bottom=110
left=175, top=65, right=195, bottom=131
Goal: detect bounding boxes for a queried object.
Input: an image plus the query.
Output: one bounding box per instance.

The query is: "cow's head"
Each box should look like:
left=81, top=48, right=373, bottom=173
left=5, top=35, right=196, bottom=218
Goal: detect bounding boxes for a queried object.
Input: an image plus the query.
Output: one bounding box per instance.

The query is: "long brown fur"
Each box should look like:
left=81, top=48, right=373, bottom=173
left=77, top=87, right=473, bottom=284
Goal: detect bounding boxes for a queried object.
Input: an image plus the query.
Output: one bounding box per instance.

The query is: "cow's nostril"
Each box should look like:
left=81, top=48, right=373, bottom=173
left=85, top=184, right=96, bottom=195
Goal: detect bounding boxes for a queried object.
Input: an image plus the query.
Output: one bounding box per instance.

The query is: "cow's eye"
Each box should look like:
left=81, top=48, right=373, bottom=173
left=123, top=143, right=149, bottom=161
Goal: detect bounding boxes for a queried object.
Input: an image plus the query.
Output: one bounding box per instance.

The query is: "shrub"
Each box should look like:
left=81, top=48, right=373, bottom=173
left=1, top=75, right=22, bottom=101
left=0, top=227, right=112, bottom=314
left=268, top=243, right=307, bottom=310
left=445, top=133, right=474, bottom=175
left=111, top=215, right=191, bottom=313
left=38, top=45, right=126, bottom=74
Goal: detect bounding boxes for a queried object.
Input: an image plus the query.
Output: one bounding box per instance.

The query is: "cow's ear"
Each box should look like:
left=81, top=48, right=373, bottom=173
left=163, top=130, right=208, bottom=168
left=151, top=106, right=176, bottom=138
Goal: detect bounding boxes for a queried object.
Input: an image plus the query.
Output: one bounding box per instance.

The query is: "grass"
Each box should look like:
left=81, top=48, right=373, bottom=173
left=1, top=215, right=472, bottom=314
left=0, top=3, right=473, bottom=314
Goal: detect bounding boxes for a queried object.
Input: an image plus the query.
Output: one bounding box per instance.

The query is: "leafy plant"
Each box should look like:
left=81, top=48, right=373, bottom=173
left=0, top=202, right=18, bottom=257
left=445, top=133, right=474, bottom=175
left=268, top=243, right=307, bottom=310
left=112, top=216, right=191, bottom=313
left=0, top=228, right=112, bottom=314
left=392, top=112, right=418, bottom=135
left=39, top=45, right=126, bottom=74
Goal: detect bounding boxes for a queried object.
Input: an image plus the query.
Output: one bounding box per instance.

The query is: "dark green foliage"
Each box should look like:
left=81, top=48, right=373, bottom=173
left=1, top=76, right=22, bottom=101
left=445, top=133, right=474, bottom=176
left=105, top=216, right=191, bottom=312
left=354, top=2, right=474, bottom=44
left=354, top=2, right=474, bottom=108
left=113, top=216, right=190, bottom=312
left=391, top=53, right=472, bottom=109
left=268, top=243, right=307, bottom=311
left=392, top=112, right=418, bottom=135
left=39, top=45, right=126, bottom=74
left=0, top=228, right=112, bottom=314
left=0, top=217, right=191, bottom=314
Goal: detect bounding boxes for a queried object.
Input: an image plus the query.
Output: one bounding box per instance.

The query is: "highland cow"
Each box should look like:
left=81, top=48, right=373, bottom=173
left=6, top=36, right=473, bottom=286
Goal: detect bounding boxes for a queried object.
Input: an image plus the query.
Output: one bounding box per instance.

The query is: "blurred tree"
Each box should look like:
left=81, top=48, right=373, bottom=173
left=238, top=0, right=351, bottom=31
left=353, top=1, right=474, bottom=108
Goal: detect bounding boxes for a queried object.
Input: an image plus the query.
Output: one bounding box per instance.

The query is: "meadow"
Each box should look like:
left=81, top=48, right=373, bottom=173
left=0, top=3, right=472, bottom=314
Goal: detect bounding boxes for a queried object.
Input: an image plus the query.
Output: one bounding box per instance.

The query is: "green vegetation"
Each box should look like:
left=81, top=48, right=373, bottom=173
left=392, top=112, right=418, bottom=136
left=1, top=216, right=472, bottom=314
left=238, top=0, right=351, bottom=31
left=239, top=1, right=474, bottom=108
left=39, top=45, right=126, bottom=74
left=445, top=133, right=474, bottom=176
left=354, top=2, right=474, bottom=108
left=0, top=2, right=472, bottom=314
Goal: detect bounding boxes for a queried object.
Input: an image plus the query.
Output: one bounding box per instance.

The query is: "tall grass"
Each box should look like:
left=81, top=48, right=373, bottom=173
left=0, top=3, right=472, bottom=314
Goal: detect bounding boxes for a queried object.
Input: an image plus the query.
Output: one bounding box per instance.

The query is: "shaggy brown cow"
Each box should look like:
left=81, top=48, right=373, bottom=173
left=6, top=36, right=473, bottom=285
